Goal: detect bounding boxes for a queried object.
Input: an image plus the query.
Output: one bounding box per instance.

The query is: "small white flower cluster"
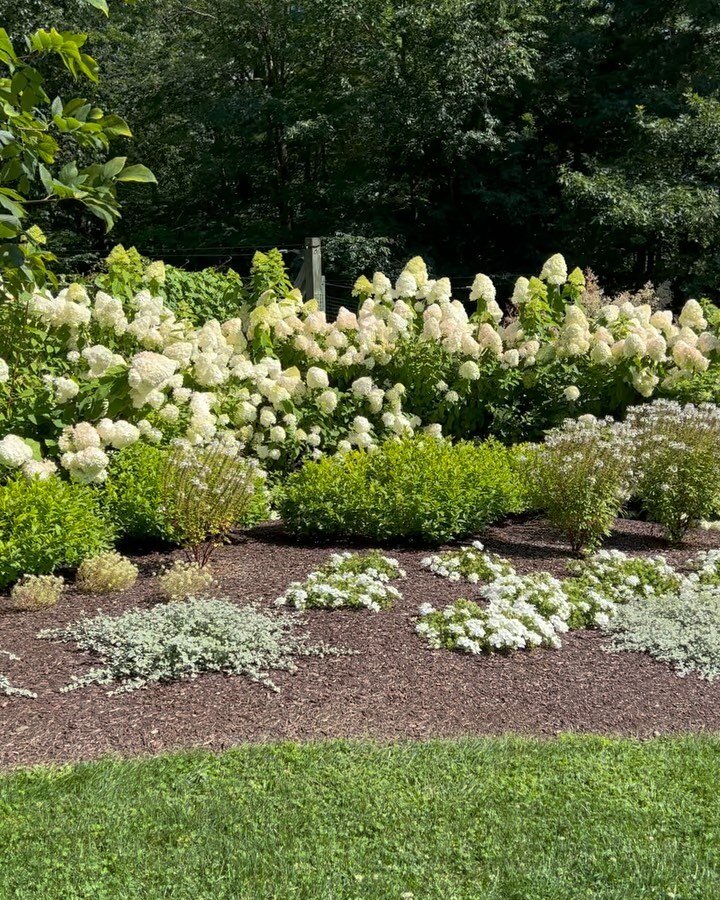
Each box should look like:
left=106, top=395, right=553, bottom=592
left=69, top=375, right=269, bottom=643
left=416, top=571, right=572, bottom=655
left=76, top=552, right=139, bottom=594
left=686, top=550, right=720, bottom=588
left=421, top=541, right=515, bottom=583
left=322, top=550, right=406, bottom=581
left=157, top=560, right=215, bottom=602
left=10, top=574, right=65, bottom=610
left=565, top=550, right=683, bottom=627
left=276, top=553, right=403, bottom=612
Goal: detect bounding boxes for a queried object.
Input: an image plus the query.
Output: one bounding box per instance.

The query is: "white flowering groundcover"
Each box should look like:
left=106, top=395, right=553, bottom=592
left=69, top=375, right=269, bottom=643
left=275, top=552, right=404, bottom=612
left=416, top=547, right=720, bottom=670
left=421, top=541, right=515, bottom=583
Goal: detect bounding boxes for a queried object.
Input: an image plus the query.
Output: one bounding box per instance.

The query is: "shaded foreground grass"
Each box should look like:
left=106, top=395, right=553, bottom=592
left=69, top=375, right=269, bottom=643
left=1, top=736, right=719, bottom=898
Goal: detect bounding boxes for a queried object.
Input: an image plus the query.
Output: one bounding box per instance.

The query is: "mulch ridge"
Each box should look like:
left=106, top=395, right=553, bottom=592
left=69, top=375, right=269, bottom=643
left=1, top=516, right=720, bottom=769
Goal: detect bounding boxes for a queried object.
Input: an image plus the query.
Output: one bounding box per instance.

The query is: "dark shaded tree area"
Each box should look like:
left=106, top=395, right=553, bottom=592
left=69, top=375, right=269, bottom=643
left=2, top=0, right=719, bottom=293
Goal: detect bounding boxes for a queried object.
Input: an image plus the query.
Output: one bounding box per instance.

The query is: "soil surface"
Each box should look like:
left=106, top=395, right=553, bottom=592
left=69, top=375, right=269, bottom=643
left=2, top=516, right=720, bottom=769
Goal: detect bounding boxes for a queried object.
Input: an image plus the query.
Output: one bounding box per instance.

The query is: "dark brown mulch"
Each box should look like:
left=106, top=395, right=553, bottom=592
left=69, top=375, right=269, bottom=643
left=1, top=516, right=720, bottom=770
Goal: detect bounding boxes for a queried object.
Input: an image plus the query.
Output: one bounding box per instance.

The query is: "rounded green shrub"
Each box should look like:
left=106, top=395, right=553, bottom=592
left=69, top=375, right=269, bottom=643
left=0, top=476, right=114, bottom=588
left=103, top=443, right=167, bottom=540
left=280, top=436, right=526, bottom=542
left=104, top=442, right=270, bottom=545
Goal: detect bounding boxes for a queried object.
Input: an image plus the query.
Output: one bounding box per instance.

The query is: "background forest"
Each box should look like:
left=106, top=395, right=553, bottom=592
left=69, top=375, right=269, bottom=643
left=2, top=0, right=719, bottom=294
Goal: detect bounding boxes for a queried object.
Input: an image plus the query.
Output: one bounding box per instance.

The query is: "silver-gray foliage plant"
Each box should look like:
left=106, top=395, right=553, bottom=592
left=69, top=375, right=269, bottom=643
left=40, top=597, right=340, bottom=694
left=604, top=584, right=720, bottom=681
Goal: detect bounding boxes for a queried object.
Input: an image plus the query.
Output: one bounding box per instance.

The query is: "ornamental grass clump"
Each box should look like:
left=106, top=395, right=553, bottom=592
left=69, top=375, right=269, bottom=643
left=10, top=574, right=64, bottom=611
left=40, top=598, right=334, bottom=693
left=564, top=550, right=684, bottom=627
left=160, top=439, right=268, bottom=566
left=157, top=560, right=214, bottom=602
left=416, top=572, right=572, bottom=655
left=626, top=401, right=720, bottom=542
left=76, top=552, right=138, bottom=594
left=421, top=541, right=515, bottom=583
left=526, top=416, right=635, bottom=553
left=604, top=584, right=720, bottom=681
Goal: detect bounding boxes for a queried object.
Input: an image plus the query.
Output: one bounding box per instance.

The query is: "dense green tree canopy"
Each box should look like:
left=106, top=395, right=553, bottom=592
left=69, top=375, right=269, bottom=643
left=1, top=0, right=718, bottom=294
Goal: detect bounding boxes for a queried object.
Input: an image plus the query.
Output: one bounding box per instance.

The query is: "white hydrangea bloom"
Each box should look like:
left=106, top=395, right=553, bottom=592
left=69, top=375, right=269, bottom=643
left=459, top=360, right=481, bottom=381
left=470, top=273, right=496, bottom=305
left=0, top=434, right=34, bottom=468
left=540, top=253, right=568, bottom=285
left=306, top=366, right=329, bottom=390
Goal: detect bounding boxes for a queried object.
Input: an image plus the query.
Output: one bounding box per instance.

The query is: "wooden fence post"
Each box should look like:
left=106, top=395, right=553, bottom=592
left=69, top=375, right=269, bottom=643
left=294, top=237, right=326, bottom=312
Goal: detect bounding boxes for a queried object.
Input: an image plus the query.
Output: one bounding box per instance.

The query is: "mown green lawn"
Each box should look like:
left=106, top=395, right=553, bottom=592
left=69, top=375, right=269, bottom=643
left=0, top=736, right=718, bottom=899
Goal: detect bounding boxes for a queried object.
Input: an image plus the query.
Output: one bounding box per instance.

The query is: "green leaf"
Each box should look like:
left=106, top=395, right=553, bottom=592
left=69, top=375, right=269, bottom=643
left=103, top=156, right=127, bottom=179
left=83, top=0, right=110, bottom=14
left=116, top=164, right=157, bottom=184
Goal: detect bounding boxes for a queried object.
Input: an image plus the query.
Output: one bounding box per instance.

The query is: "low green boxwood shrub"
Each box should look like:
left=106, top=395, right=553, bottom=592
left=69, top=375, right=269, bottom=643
left=0, top=476, right=114, bottom=588
left=280, top=436, right=526, bottom=542
left=102, top=443, right=167, bottom=540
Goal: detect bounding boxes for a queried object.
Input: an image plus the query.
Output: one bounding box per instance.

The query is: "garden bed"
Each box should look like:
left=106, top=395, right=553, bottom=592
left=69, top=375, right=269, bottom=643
left=2, top=516, right=720, bottom=769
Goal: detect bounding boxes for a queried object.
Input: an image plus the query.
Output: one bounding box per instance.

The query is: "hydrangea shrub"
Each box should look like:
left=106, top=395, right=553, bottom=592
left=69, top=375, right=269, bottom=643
left=3, top=251, right=720, bottom=490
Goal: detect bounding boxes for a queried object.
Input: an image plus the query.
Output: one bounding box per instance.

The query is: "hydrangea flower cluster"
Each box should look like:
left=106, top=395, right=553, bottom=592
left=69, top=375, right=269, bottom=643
left=416, top=571, right=572, bottom=654
left=421, top=541, right=515, bottom=583
left=3, top=251, right=720, bottom=484
left=275, top=553, right=403, bottom=612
